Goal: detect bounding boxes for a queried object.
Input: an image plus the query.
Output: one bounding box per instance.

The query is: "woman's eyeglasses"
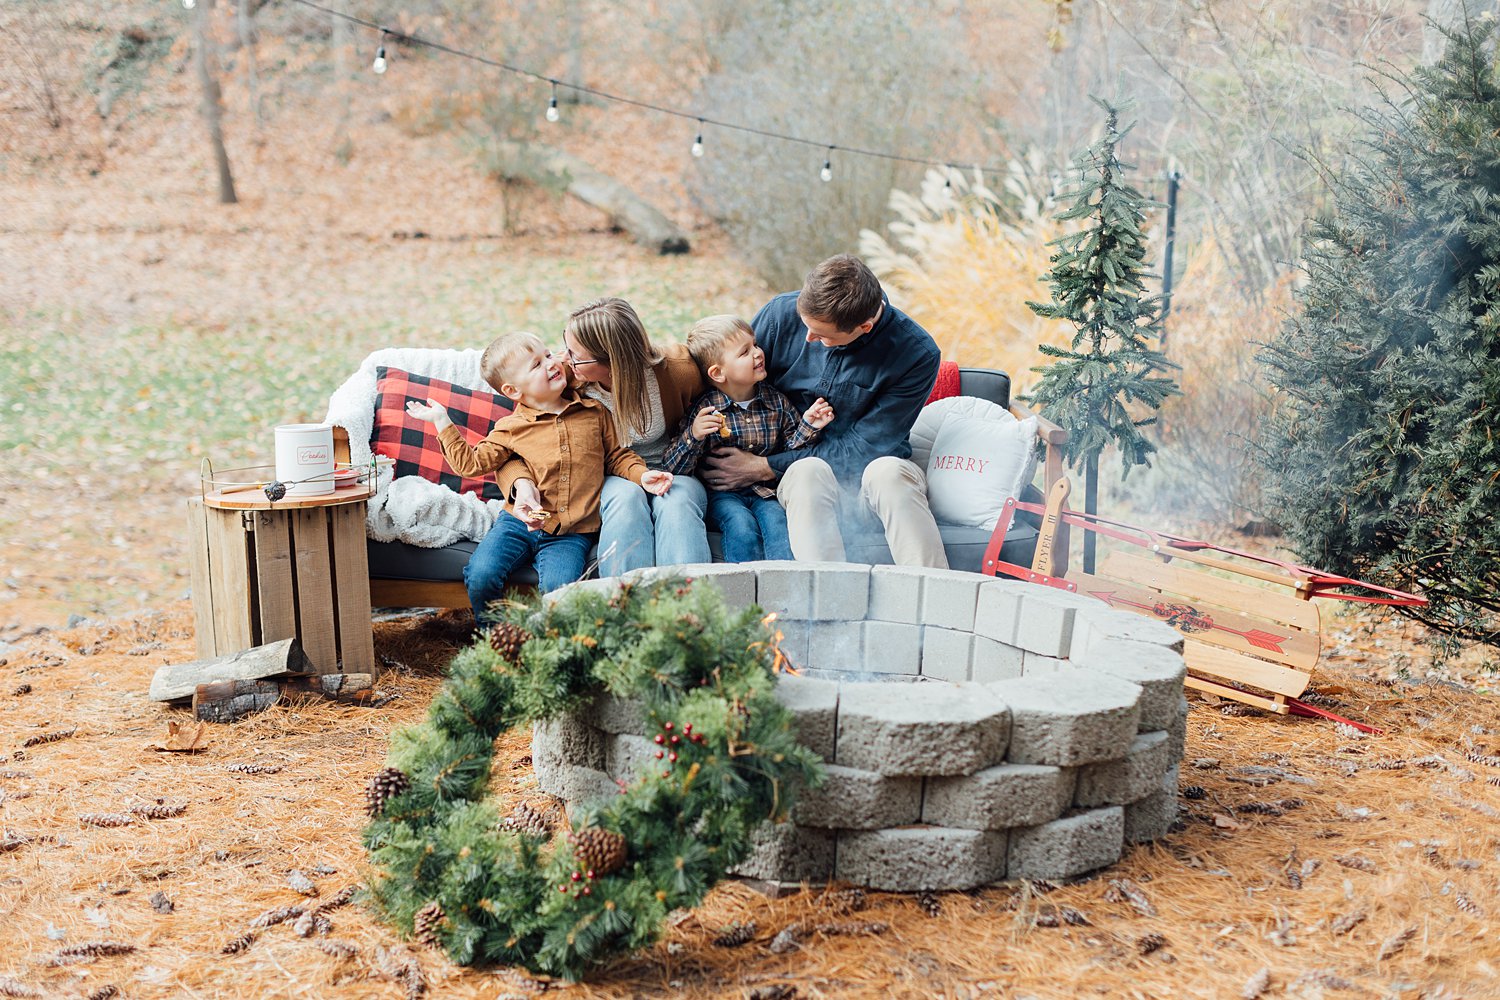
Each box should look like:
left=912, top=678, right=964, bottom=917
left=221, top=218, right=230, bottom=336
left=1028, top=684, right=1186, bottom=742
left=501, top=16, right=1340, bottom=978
left=565, top=347, right=606, bottom=369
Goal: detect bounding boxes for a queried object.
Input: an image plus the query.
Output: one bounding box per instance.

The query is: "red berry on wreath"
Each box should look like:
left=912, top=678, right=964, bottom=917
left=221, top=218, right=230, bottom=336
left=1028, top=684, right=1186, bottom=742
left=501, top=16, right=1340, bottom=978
left=654, top=734, right=665, bottom=745
left=663, top=721, right=673, bottom=731
left=654, top=750, right=664, bottom=759
left=670, top=735, right=680, bottom=744
left=668, top=753, right=677, bottom=763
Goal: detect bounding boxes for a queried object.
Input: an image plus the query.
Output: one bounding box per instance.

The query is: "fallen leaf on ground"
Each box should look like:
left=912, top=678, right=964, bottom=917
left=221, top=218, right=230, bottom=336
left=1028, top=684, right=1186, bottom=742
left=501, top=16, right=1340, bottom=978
left=147, top=721, right=209, bottom=753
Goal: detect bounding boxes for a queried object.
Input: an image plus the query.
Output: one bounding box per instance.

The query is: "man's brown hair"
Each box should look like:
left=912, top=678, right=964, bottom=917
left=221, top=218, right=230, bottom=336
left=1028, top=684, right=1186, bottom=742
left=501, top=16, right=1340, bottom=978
left=796, top=254, right=883, bottom=332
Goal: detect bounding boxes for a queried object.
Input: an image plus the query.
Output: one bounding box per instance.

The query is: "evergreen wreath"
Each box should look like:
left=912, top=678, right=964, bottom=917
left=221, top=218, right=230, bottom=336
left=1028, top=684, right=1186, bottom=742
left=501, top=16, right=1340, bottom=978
left=360, top=575, right=823, bottom=980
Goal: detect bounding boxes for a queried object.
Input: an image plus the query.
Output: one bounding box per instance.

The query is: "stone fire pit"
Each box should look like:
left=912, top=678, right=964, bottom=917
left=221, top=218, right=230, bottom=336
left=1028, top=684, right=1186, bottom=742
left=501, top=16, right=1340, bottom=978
left=532, top=562, right=1189, bottom=891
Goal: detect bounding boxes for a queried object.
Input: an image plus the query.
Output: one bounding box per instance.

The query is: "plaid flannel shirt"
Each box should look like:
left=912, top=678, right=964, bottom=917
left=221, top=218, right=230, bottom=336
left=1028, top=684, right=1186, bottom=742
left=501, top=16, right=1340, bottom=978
left=661, top=382, right=820, bottom=499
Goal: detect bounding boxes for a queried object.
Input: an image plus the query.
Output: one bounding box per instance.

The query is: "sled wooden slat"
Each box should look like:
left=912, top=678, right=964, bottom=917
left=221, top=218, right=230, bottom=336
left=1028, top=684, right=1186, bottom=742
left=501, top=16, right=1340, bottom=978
left=1074, top=571, right=1320, bottom=670
left=1184, top=639, right=1312, bottom=699
left=1101, top=551, right=1322, bottom=633
left=1183, top=674, right=1288, bottom=714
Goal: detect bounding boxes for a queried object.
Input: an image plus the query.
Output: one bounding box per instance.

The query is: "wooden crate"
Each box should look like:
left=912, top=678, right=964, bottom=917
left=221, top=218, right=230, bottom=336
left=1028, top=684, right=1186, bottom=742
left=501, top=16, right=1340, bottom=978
left=186, top=493, right=374, bottom=675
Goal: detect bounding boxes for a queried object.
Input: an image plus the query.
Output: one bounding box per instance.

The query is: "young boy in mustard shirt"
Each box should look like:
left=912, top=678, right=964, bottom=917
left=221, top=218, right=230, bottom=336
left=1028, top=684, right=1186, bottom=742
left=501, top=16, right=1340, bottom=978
left=406, top=331, right=672, bottom=624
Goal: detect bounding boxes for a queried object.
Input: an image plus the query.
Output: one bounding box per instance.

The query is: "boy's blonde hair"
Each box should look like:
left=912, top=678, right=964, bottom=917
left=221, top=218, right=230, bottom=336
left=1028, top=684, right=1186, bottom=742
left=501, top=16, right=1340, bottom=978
left=480, top=331, right=546, bottom=393
left=686, top=314, right=754, bottom=372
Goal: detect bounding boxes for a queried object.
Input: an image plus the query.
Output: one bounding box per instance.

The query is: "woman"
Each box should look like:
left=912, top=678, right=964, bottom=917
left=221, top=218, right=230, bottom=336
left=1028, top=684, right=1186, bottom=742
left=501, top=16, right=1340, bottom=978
left=503, top=297, right=711, bottom=575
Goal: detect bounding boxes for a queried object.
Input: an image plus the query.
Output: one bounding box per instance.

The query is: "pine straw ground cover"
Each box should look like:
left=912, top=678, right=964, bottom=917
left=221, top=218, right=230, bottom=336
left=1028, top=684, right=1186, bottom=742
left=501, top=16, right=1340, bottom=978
left=1, top=604, right=1497, bottom=999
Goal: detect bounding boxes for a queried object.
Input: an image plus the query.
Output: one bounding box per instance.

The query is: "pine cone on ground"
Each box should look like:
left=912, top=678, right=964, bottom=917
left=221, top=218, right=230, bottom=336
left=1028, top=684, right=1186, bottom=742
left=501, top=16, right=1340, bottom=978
left=49, top=942, right=136, bottom=966
left=500, top=803, right=558, bottom=839
left=221, top=932, right=256, bottom=955
left=85, top=987, right=119, bottom=1000
left=916, top=891, right=942, bottom=917
left=413, top=901, right=446, bottom=946
left=78, top=813, right=133, bottom=828
left=365, top=767, right=411, bottom=817
left=488, top=622, right=533, bottom=664
left=819, top=887, right=867, bottom=914
left=713, top=921, right=756, bottom=947
left=130, top=802, right=188, bottom=820
left=569, top=827, right=627, bottom=876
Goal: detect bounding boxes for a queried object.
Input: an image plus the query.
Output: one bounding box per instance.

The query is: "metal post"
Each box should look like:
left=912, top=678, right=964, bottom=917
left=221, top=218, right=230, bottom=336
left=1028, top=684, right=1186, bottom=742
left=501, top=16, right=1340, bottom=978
left=1159, top=170, right=1181, bottom=346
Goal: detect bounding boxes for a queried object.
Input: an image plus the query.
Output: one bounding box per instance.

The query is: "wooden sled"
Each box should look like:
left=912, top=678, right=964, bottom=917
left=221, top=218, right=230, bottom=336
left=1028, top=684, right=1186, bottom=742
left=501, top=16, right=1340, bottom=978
left=981, top=479, right=1426, bottom=723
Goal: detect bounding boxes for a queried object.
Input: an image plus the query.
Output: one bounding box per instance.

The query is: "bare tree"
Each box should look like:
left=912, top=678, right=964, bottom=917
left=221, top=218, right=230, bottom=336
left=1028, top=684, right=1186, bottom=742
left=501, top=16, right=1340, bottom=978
left=192, top=0, right=238, bottom=204
left=237, top=0, right=261, bottom=126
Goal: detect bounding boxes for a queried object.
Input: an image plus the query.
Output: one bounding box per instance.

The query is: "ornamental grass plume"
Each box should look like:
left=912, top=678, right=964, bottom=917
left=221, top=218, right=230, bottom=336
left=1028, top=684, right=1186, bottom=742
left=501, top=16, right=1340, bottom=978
left=859, top=154, right=1081, bottom=398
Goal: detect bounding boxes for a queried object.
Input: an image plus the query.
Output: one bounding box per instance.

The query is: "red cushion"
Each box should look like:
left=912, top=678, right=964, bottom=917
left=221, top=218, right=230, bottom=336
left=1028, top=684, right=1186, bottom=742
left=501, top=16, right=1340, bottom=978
left=925, top=360, right=962, bottom=404
left=371, top=367, right=514, bottom=501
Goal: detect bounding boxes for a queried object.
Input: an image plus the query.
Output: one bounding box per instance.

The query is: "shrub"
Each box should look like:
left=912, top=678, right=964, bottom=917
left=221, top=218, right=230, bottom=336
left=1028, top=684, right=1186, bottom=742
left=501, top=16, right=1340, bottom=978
left=1259, top=15, right=1500, bottom=644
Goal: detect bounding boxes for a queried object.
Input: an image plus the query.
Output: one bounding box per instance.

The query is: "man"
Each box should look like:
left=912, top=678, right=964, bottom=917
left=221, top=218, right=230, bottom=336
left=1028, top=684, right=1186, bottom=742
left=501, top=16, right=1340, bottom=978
left=700, top=254, right=946, bottom=567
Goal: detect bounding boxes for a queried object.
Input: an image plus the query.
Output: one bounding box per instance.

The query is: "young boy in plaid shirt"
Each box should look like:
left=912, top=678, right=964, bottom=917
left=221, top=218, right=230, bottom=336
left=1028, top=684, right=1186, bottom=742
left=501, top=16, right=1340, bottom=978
left=405, top=331, right=673, bottom=624
left=662, top=315, right=833, bottom=561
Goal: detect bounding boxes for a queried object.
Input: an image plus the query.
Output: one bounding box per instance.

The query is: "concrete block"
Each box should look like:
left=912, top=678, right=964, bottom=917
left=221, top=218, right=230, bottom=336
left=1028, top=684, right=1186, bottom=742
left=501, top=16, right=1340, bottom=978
left=1165, top=697, right=1189, bottom=760
left=727, top=821, right=835, bottom=883
left=1071, top=639, right=1187, bottom=731
left=773, top=619, right=812, bottom=670
left=1007, top=806, right=1125, bottom=880
left=807, top=620, right=865, bottom=673
left=861, top=621, right=923, bottom=675
left=755, top=562, right=813, bottom=618
left=1074, top=731, right=1172, bottom=807
left=920, top=568, right=986, bottom=632
left=971, top=636, right=1024, bottom=683
left=1072, top=606, right=1186, bottom=657
left=591, top=693, right=647, bottom=736
left=532, top=713, right=605, bottom=770
left=672, top=562, right=758, bottom=609
left=540, top=764, right=617, bottom=808
left=924, top=763, right=1076, bottom=830
left=605, top=733, right=658, bottom=783
left=792, top=764, right=922, bottom=829
left=868, top=565, right=928, bottom=625
left=1124, top=765, right=1180, bottom=844
left=1013, top=587, right=1095, bottom=657
left=991, top=668, right=1142, bottom=767
left=836, top=682, right=1010, bottom=776
left=810, top=564, right=871, bottom=620
left=973, top=579, right=1031, bottom=644
left=772, top=673, right=839, bottom=759
left=921, top=627, right=973, bottom=682
left=545, top=577, right=620, bottom=605
left=837, top=827, right=1008, bottom=891
left=1021, top=651, right=1067, bottom=676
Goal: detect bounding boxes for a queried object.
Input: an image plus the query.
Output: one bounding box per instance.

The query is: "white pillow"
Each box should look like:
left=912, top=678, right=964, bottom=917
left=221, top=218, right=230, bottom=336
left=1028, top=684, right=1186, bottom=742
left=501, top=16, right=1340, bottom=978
left=924, top=411, right=1039, bottom=530
left=909, top=395, right=1014, bottom=469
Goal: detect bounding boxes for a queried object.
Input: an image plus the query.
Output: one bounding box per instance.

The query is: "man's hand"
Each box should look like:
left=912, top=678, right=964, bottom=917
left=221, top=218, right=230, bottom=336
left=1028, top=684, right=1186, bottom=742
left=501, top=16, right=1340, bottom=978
left=405, top=398, right=452, bottom=430
left=511, top=478, right=546, bottom=532
left=641, top=470, right=674, bottom=496
left=700, top=448, right=775, bottom=491
left=690, top=405, right=725, bottom=442
left=802, top=397, right=835, bottom=430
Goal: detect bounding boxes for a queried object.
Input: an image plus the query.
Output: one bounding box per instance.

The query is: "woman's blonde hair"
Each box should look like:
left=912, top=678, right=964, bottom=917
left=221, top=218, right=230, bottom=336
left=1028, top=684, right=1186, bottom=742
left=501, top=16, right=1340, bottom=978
left=565, top=297, right=664, bottom=439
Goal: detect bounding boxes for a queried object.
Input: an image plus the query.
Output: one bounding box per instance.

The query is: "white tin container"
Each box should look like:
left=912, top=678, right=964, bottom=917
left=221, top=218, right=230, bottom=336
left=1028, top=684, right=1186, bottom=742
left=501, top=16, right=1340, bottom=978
left=274, top=423, right=335, bottom=496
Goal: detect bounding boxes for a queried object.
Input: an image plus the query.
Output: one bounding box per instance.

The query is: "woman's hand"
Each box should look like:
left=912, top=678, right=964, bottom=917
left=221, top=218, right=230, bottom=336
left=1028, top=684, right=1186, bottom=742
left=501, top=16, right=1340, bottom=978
left=690, top=405, right=725, bottom=441
left=405, top=399, right=452, bottom=430
left=640, top=470, right=674, bottom=496
left=803, top=397, right=835, bottom=430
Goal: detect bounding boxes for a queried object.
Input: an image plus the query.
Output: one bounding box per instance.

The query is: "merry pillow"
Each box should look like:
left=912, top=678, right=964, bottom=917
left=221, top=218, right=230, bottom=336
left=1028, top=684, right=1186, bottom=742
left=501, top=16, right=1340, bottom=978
left=925, top=410, right=1038, bottom=530
left=371, top=367, right=513, bottom=501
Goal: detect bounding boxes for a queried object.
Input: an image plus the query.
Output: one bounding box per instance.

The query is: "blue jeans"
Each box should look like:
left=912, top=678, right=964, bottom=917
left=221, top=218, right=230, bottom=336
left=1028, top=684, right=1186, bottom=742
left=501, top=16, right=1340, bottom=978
left=707, top=488, right=792, bottom=563
left=465, top=512, right=593, bottom=625
left=597, top=474, right=710, bottom=576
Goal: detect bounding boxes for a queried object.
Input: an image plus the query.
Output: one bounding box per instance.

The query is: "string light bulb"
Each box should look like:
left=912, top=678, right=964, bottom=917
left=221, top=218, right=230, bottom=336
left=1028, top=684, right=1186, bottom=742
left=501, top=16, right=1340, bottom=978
left=691, top=121, right=704, bottom=158
left=820, top=148, right=834, bottom=183
left=546, top=82, right=560, bottom=122
left=372, top=30, right=388, bottom=74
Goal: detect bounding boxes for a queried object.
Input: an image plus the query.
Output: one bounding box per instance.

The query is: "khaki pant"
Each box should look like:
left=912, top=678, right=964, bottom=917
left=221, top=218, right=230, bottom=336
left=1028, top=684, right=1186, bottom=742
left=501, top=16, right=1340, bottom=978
left=777, top=456, right=948, bottom=568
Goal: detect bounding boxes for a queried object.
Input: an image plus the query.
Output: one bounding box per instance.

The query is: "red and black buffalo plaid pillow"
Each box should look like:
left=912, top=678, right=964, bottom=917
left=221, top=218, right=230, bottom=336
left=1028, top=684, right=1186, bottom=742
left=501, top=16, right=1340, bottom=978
left=371, top=367, right=514, bottom=501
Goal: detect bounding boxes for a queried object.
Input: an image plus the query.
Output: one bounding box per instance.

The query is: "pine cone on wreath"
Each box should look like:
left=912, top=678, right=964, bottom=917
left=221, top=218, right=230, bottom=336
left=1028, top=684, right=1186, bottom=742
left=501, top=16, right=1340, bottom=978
left=569, top=827, right=627, bottom=876
left=364, top=767, right=411, bottom=817
left=413, top=901, right=446, bottom=946
left=488, top=622, right=533, bottom=665
left=500, top=802, right=558, bottom=839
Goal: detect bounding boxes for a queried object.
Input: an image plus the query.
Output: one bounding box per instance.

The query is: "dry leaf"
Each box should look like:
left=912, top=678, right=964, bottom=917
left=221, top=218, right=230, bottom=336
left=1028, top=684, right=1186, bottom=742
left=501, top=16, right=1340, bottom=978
left=1213, top=813, right=1248, bottom=831
left=148, top=721, right=209, bottom=753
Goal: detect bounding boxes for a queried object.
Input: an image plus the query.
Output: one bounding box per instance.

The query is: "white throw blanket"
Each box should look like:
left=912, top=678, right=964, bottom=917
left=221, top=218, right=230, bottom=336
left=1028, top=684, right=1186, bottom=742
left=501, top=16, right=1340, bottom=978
left=323, top=347, right=507, bottom=548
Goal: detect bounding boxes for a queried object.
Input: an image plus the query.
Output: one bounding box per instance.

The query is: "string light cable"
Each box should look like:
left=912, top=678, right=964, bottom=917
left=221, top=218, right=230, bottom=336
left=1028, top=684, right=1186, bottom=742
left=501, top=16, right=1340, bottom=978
left=277, top=0, right=1005, bottom=179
